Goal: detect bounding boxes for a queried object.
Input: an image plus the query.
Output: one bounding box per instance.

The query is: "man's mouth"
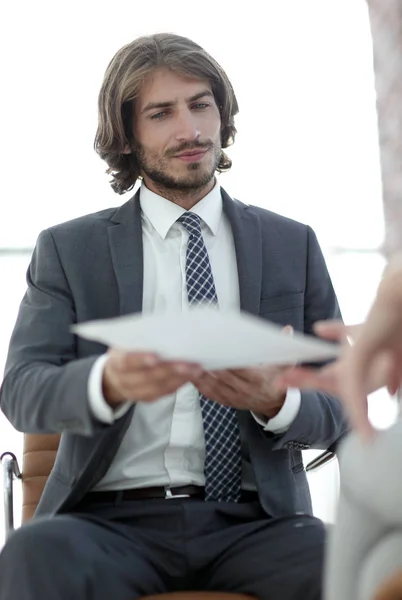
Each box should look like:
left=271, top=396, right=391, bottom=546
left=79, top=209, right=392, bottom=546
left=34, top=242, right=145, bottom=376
left=174, top=148, right=209, bottom=161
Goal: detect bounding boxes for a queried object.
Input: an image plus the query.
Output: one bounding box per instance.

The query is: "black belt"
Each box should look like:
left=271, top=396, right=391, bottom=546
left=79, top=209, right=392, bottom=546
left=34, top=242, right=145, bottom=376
left=81, top=485, right=259, bottom=504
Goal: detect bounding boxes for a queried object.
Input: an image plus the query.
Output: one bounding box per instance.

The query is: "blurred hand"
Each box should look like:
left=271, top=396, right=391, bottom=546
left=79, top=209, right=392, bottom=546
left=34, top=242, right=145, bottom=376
left=276, top=320, right=353, bottom=396
left=102, top=349, right=204, bottom=407
left=342, top=257, right=402, bottom=439
left=277, top=313, right=397, bottom=439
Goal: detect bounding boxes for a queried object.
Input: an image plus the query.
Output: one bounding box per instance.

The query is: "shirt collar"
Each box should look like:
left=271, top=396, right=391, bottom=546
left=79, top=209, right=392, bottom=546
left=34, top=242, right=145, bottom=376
left=139, top=181, right=223, bottom=240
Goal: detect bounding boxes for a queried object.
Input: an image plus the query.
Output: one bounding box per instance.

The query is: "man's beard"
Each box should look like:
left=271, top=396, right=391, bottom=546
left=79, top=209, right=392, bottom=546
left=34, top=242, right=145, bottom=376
left=136, top=141, right=221, bottom=192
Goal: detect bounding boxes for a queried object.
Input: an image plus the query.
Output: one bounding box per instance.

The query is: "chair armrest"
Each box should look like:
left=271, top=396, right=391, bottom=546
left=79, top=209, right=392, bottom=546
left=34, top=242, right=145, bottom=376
left=373, top=567, right=402, bottom=600
left=1, top=452, right=21, bottom=538
left=305, top=431, right=349, bottom=472
left=305, top=450, right=336, bottom=472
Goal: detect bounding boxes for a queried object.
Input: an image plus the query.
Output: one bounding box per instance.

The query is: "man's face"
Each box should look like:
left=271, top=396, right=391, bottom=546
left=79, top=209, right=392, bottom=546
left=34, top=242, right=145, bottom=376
left=133, top=68, right=222, bottom=192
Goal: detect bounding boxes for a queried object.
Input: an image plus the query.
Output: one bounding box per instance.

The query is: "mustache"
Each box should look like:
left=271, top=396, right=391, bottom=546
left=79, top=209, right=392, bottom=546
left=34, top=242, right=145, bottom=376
left=166, top=140, right=214, bottom=157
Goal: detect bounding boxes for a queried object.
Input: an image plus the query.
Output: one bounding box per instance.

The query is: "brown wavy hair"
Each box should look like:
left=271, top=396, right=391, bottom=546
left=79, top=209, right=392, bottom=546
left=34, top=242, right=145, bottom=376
left=94, top=33, right=239, bottom=195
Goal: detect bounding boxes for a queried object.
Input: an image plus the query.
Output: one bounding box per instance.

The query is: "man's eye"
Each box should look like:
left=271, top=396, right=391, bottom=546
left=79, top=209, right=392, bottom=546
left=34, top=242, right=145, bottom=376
left=192, top=103, right=210, bottom=110
left=150, top=111, right=167, bottom=120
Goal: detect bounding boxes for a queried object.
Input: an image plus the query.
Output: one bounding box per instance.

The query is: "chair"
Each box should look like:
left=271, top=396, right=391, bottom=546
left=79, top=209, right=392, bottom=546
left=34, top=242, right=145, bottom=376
left=374, top=571, right=402, bottom=600
left=1, top=434, right=336, bottom=599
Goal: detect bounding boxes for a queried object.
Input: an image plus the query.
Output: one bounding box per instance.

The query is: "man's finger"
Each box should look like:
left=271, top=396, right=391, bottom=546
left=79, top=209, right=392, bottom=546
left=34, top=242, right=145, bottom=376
left=276, top=367, right=319, bottom=387
left=276, top=366, right=337, bottom=392
left=131, top=374, right=201, bottom=401
left=109, top=349, right=160, bottom=372
left=123, top=362, right=203, bottom=387
left=195, top=377, right=239, bottom=405
left=112, top=350, right=202, bottom=375
left=209, top=370, right=252, bottom=395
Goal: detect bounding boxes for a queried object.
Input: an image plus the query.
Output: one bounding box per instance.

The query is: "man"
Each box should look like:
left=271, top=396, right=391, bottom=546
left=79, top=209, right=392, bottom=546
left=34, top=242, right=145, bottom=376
left=0, top=33, right=347, bottom=600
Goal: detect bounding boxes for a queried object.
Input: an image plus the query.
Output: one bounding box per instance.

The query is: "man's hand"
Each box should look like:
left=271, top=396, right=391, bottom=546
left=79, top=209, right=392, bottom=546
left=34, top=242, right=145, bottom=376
left=189, top=324, right=295, bottom=417
left=190, top=364, right=288, bottom=417
left=102, top=349, right=203, bottom=408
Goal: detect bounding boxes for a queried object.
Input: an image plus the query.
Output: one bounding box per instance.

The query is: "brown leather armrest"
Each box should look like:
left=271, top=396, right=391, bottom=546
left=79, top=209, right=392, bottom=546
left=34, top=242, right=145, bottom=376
left=1, top=452, right=21, bottom=538
left=374, top=569, right=402, bottom=600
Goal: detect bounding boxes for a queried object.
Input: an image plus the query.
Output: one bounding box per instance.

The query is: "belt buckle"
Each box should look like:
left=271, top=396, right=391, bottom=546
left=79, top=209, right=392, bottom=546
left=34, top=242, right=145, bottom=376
left=164, top=486, right=190, bottom=500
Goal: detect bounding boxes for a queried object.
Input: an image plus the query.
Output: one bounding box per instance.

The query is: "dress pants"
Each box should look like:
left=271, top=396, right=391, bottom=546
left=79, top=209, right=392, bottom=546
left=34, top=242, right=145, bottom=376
left=0, top=496, right=325, bottom=600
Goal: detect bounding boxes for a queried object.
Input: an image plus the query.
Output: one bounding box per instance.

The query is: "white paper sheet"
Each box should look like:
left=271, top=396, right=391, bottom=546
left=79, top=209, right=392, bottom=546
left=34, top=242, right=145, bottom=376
left=72, top=308, right=340, bottom=370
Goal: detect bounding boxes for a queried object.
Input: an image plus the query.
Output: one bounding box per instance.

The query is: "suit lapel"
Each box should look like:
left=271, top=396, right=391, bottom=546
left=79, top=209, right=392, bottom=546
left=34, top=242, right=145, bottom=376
left=83, top=191, right=143, bottom=487
left=107, top=189, right=144, bottom=316
left=222, top=188, right=262, bottom=316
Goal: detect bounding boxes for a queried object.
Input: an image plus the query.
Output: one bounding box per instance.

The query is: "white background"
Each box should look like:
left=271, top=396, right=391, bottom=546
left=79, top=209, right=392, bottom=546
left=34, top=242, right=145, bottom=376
left=0, top=0, right=397, bottom=545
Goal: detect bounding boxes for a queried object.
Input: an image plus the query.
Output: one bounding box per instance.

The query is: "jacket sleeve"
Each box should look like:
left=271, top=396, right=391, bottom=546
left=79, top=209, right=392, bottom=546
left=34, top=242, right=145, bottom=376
left=0, top=229, right=108, bottom=436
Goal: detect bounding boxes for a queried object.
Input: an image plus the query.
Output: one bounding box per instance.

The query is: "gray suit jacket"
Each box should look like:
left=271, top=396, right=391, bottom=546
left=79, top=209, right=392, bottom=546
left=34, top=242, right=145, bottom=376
left=0, top=189, right=348, bottom=518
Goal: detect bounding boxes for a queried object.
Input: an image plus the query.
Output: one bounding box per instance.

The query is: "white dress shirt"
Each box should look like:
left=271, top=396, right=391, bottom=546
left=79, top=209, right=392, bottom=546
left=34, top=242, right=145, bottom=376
left=88, top=182, right=301, bottom=491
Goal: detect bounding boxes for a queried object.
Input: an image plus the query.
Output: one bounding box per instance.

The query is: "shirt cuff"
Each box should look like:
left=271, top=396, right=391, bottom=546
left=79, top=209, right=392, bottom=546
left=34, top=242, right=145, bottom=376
left=88, top=354, right=132, bottom=423
left=251, top=388, right=301, bottom=434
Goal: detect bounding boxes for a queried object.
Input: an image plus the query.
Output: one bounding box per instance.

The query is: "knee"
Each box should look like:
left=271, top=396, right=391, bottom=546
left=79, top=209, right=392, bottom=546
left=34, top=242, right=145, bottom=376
left=0, top=516, right=75, bottom=565
left=254, top=520, right=325, bottom=600
left=291, top=520, right=325, bottom=600
left=304, top=559, right=324, bottom=600
left=255, top=562, right=323, bottom=600
left=293, top=550, right=324, bottom=600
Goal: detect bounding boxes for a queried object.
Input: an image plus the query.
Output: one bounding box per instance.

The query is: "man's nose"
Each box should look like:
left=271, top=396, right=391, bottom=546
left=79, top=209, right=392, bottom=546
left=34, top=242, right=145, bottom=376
left=175, top=110, right=201, bottom=142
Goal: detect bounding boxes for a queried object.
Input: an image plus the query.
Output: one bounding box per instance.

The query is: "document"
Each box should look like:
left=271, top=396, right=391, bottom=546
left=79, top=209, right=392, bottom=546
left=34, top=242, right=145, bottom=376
left=72, top=308, right=339, bottom=370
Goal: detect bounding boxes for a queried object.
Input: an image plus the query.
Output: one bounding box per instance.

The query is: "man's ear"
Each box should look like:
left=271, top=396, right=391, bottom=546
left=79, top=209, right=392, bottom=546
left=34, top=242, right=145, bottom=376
left=122, top=144, right=132, bottom=155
